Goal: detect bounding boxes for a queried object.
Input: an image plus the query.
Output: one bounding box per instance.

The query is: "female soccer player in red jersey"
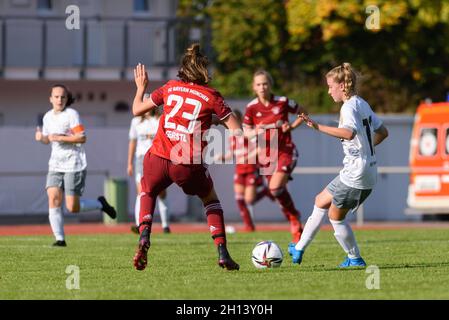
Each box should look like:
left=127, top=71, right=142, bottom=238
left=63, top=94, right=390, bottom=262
left=131, top=44, right=241, bottom=271
left=243, top=70, right=305, bottom=243
left=216, top=109, right=272, bottom=232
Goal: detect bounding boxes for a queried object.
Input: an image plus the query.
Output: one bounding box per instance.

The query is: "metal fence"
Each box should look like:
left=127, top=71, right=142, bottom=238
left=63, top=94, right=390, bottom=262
left=292, top=166, right=411, bottom=225
left=0, top=15, right=211, bottom=79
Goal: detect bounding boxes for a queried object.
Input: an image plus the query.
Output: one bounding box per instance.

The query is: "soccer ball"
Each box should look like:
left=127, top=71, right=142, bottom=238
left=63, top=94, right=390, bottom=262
left=251, top=240, right=283, bottom=269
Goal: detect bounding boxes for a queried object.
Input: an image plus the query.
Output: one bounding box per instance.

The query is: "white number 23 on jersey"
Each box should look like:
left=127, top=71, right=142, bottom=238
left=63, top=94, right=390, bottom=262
left=164, top=94, right=202, bottom=134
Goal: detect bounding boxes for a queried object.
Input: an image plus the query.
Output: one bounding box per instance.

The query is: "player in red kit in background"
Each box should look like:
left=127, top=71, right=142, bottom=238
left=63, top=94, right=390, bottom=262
left=131, top=44, right=241, bottom=271
left=244, top=69, right=306, bottom=244
left=216, top=109, right=273, bottom=232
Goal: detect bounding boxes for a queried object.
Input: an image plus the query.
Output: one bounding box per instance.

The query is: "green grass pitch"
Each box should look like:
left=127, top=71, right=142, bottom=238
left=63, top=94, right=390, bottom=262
left=1, top=228, right=448, bottom=299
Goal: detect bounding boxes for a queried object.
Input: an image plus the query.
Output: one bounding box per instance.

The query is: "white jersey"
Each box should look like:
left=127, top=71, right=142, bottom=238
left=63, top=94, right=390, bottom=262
left=42, top=107, right=87, bottom=172
left=338, top=95, right=383, bottom=189
left=129, top=116, right=160, bottom=158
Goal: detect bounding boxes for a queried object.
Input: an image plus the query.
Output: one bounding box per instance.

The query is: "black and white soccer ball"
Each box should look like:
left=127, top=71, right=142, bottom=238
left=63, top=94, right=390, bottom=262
left=251, top=240, right=283, bottom=269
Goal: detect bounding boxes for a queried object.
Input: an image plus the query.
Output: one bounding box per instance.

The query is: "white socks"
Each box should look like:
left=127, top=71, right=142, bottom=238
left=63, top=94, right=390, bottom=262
left=49, top=207, right=64, bottom=241
left=295, top=205, right=328, bottom=251
left=157, top=197, right=170, bottom=228
left=330, top=219, right=361, bottom=259
left=135, top=195, right=170, bottom=228
left=79, top=199, right=102, bottom=212
left=134, top=194, right=141, bottom=226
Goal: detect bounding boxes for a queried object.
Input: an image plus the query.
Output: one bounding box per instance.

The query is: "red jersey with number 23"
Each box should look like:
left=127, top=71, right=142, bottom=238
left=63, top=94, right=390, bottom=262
left=149, top=80, right=232, bottom=164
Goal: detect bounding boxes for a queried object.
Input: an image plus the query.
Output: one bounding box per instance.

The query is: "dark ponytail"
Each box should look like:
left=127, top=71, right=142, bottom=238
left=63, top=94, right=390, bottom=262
left=177, top=43, right=210, bottom=85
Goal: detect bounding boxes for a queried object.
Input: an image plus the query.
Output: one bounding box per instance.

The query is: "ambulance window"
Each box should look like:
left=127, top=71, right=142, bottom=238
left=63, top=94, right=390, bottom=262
left=446, top=128, right=449, bottom=155
left=419, top=128, right=438, bottom=156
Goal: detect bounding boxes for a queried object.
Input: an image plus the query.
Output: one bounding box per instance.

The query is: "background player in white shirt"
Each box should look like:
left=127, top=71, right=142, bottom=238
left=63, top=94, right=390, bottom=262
left=127, top=107, right=171, bottom=234
left=289, top=63, right=389, bottom=267
left=35, top=84, right=117, bottom=247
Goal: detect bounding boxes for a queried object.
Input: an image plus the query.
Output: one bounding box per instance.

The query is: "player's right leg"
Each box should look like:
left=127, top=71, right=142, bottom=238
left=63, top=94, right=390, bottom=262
left=289, top=187, right=332, bottom=265
left=133, top=153, right=172, bottom=271
left=46, top=172, right=66, bottom=246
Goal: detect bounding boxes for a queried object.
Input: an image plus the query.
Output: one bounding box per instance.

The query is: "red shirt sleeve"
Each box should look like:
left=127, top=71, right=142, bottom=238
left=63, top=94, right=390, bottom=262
left=243, top=106, right=254, bottom=126
left=150, top=85, right=165, bottom=106
left=212, top=92, right=232, bottom=120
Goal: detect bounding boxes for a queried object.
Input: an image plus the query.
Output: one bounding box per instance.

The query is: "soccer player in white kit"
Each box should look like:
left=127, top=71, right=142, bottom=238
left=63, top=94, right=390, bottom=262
left=35, top=84, right=117, bottom=247
left=127, top=107, right=171, bottom=234
left=288, top=63, right=389, bottom=267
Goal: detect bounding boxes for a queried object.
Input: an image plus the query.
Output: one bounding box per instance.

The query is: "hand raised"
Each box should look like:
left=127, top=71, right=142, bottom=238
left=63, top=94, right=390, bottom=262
left=134, top=63, right=149, bottom=90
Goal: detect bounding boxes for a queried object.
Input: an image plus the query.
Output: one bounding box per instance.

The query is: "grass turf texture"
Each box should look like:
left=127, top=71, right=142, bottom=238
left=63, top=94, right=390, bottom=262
left=0, top=228, right=448, bottom=299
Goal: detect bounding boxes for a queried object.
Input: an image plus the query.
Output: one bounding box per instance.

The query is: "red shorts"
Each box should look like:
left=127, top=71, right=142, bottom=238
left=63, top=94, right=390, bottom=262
left=233, top=171, right=264, bottom=187
left=141, top=152, right=213, bottom=198
left=259, top=147, right=298, bottom=177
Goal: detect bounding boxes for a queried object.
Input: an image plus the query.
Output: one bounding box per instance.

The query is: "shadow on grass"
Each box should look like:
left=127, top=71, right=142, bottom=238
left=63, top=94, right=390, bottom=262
left=292, top=261, right=449, bottom=273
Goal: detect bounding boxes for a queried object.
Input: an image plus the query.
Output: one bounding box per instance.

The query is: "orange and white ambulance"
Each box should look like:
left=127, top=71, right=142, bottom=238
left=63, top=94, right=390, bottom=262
left=407, top=101, right=449, bottom=213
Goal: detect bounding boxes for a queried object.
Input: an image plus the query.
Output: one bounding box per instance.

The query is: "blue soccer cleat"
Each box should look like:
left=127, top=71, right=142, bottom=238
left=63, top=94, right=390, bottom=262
left=338, top=256, right=366, bottom=268
left=288, top=244, right=304, bottom=265
left=288, top=242, right=296, bottom=256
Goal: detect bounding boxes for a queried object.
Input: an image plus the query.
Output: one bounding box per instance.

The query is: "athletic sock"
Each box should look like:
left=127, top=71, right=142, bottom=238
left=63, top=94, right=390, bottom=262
left=134, top=195, right=141, bottom=226
left=139, top=192, right=156, bottom=234
left=235, top=195, right=254, bottom=230
left=204, top=200, right=226, bottom=246
left=330, top=218, right=361, bottom=259
left=296, top=206, right=328, bottom=251
left=49, top=207, right=64, bottom=241
left=271, top=187, right=300, bottom=221
left=157, top=197, right=170, bottom=228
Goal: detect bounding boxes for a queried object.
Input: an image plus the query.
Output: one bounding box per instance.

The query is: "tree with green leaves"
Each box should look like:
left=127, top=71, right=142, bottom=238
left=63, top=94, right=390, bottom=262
left=177, top=0, right=449, bottom=112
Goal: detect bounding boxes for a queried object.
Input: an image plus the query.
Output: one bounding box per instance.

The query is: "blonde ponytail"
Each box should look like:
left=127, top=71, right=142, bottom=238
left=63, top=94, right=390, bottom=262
left=326, top=62, right=358, bottom=98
